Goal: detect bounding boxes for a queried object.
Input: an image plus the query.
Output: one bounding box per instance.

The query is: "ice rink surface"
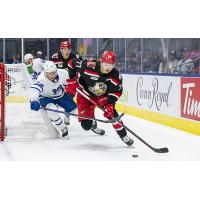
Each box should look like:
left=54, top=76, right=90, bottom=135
left=1, top=108, right=200, bottom=161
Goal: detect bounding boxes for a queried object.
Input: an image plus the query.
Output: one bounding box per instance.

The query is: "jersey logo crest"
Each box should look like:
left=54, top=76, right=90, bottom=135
left=88, top=82, right=107, bottom=96
left=52, top=85, right=63, bottom=94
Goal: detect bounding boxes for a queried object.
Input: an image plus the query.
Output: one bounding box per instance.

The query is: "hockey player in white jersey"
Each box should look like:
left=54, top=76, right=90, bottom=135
left=30, top=61, right=77, bottom=138
left=25, top=53, right=71, bottom=126
left=24, top=53, right=44, bottom=81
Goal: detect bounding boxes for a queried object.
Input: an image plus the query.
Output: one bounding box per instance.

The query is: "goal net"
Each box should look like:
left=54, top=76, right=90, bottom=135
left=0, top=63, right=58, bottom=141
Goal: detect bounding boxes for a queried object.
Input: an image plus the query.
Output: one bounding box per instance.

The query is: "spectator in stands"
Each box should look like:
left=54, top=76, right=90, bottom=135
left=176, top=48, right=194, bottom=74
left=165, top=50, right=179, bottom=74
left=143, top=50, right=153, bottom=72
left=133, top=52, right=142, bottom=72
left=11, top=55, right=20, bottom=64
left=16, top=54, right=21, bottom=63
left=190, top=49, right=200, bottom=74
left=149, top=54, right=162, bottom=73
left=126, top=48, right=141, bottom=72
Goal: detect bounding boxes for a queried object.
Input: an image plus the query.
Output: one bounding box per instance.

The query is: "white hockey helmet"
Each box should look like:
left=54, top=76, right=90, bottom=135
left=44, top=61, right=57, bottom=73
left=37, top=51, right=42, bottom=55
left=24, top=53, right=33, bottom=62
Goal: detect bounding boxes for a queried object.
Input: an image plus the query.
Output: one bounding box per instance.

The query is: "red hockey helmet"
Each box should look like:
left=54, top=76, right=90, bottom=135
left=60, top=41, right=72, bottom=50
left=101, top=51, right=115, bottom=64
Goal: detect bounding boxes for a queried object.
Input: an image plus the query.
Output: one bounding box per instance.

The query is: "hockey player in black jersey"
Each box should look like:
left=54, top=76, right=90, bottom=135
left=67, top=51, right=134, bottom=146
left=51, top=41, right=82, bottom=96
left=51, top=40, right=82, bottom=125
left=51, top=40, right=82, bottom=70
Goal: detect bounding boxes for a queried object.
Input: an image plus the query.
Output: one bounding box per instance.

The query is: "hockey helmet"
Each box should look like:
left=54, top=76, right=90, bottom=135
left=24, top=53, right=33, bottom=62
left=44, top=61, right=57, bottom=73
left=37, top=51, right=42, bottom=55
left=60, top=41, right=72, bottom=50
left=101, top=51, right=115, bottom=64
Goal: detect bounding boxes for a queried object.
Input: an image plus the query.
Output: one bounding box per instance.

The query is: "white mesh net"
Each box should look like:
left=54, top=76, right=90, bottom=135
left=5, top=63, right=58, bottom=140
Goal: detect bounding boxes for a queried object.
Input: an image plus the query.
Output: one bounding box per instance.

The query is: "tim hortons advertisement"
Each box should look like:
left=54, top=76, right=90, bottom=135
left=181, top=77, right=200, bottom=121
left=122, top=74, right=180, bottom=117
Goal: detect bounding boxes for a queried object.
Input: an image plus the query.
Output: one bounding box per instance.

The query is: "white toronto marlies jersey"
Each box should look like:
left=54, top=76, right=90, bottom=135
left=30, top=69, right=69, bottom=101
left=32, top=58, right=44, bottom=73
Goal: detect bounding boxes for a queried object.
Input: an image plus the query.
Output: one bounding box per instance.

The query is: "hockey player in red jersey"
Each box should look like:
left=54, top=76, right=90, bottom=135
left=67, top=51, right=134, bottom=146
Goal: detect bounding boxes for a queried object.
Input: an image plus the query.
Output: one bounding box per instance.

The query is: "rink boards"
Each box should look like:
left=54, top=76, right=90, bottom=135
left=5, top=66, right=200, bottom=136
left=118, top=74, right=200, bottom=136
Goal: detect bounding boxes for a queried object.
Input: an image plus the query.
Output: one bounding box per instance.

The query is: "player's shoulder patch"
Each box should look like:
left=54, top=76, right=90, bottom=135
left=52, top=53, right=58, bottom=59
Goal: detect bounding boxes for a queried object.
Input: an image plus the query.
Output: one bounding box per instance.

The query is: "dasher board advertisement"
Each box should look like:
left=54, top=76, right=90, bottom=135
left=181, top=77, right=200, bottom=122
left=122, top=74, right=180, bottom=117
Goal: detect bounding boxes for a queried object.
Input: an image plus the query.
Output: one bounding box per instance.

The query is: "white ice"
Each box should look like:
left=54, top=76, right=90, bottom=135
left=1, top=107, right=200, bottom=161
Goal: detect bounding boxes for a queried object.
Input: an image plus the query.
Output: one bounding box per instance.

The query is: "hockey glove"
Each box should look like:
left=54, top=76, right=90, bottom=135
left=65, top=79, right=79, bottom=96
left=30, top=100, right=40, bottom=111
left=103, top=104, right=114, bottom=119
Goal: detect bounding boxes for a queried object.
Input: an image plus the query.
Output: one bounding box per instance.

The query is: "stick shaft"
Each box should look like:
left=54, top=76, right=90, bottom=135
left=40, top=107, right=118, bottom=123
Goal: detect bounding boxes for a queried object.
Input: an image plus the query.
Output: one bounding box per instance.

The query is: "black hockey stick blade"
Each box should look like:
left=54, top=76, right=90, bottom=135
left=153, top=147, right=169, bottom=153
left=121, top=123, right=169, bottom=153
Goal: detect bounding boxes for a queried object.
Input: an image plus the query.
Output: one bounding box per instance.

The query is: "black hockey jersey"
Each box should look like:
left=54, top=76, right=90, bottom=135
left=68, top=58, right=123, bottom=105
left=51, top=51, right=82, bottom=70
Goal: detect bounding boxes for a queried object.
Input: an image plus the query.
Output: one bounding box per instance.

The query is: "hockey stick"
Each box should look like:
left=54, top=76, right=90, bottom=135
left=76, top=88, right=169, bottom=153
left=40, top=107, right=124, bottom=124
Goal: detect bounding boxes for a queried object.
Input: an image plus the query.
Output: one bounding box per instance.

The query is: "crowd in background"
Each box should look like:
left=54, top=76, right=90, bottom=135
left=121, top=47, right=200, bottom=74
left=1, top=38, right=200, bottom=75
left=6, top=51, right=45, bottom=64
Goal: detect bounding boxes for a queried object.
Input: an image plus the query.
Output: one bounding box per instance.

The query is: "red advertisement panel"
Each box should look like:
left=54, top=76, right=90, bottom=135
left=181, top=77, right=200, bottom=121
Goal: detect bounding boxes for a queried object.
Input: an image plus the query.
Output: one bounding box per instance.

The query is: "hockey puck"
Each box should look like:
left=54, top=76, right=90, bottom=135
left=132, top=154, right=138, bottom=158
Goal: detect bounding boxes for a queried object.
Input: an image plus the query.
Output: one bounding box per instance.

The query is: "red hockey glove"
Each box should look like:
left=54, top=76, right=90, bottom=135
left=65, top=79, right=79, bottom=96
left=103, top=104, right=114, bottom=119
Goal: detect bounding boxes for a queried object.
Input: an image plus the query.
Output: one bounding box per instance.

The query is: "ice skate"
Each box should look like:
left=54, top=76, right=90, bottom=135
left=91, top=121, right=105, bottom=135
left=61, top=127, right=69, bottom=138
left=120, top=135, right=134, bottom=146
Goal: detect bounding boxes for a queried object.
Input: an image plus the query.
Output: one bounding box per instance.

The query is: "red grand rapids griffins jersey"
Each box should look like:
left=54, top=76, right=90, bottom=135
left=68, top=58, right=123, bottom=105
